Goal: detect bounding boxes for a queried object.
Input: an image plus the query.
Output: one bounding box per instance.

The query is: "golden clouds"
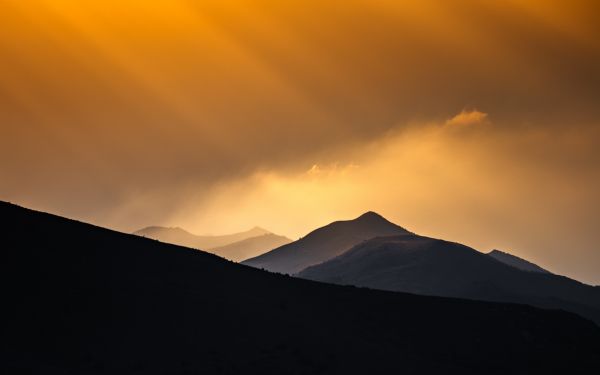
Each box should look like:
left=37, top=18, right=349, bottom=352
left=445, top=109, right=488, bottom=127
left=0, top=1, right=599, bottom=283
left=168, top=110, right=600, bottom=283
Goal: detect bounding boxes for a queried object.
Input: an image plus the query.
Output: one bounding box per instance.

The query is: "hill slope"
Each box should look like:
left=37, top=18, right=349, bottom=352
left=134, top=225, right=269, bottom=250
left=242, top=211, right=410, bottom=274
left=299, top=234, right=600, bottom=325
left=3, top=201, right=600, bottom=374
left=209, top=233, right=292, bottom=262
left=488, top=249, right=551, bottom=273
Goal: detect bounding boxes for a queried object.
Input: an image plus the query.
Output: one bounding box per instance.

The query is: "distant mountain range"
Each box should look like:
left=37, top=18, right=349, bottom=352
left=209, top=233, right=292, bottom=262
left=134, top=225, right=270, bottom=248
left=134, top=225, right=291, bottom=261
left=3, top=201, right=600, bottom=374
left=242, top=212, right=409, bottom=274
left=245, top=212, right=600, bottom=325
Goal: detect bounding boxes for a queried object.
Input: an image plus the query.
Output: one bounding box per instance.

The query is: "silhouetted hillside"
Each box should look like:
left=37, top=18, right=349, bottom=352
left=488, top=249, right=551, bottom=273
left=242, top=212, right=410, bottom=274
left=209, top=233, right=292, bottom=262
left=299, top=235, right=600, bottom=325
left=134, top=225, right=270, bottom=250
left=3, top=201, right=600, bottom=374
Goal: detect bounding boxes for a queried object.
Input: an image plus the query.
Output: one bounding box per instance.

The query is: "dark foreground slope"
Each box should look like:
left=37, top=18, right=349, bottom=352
left=243, top=211, right=409, bottom=274
left=2, top=202, right=600, bottom=375
left=299, top=235, right=600, bottom=325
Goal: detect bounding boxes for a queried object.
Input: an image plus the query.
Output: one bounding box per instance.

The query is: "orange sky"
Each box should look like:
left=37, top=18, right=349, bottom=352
left=1, top=0, right=599, bottom=284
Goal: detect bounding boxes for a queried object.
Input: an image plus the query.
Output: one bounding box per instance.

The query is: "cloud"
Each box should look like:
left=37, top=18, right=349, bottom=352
left=306, top=164, right=322, bottom=176
left=306, top=163, right=359, bottom=177
left=169, top=116, right=600, bottom=285
left=2, top=0, right=599, bottom=230
left=445, top=109, right=489, bottom=127
left=2, top=1, right=600, bottom=284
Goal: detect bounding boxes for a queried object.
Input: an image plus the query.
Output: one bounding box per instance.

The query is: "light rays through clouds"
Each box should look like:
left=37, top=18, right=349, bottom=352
left=1, top=0, right=599, bottom=283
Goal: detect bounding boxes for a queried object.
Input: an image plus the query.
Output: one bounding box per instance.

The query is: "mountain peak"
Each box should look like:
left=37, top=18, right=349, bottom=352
left=249, top=226, right=270, bottom=233
left=353, top=211, right=409, bottom=232
left=354, top=211, right=392, bottom=224
left=243, top=211, right=411, bottom=274
left=357, top=211, right=385, bottom=219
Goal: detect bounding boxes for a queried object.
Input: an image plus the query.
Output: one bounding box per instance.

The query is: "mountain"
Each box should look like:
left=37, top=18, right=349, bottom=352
left=298, top=234, right=600, bottom=325
left=134, top=226, right=288, bottom=261
left=134, top=225, right=270, bottom=250
left=208, top=233, right=292, bottom=262
left=3, top=201, right=600, bottom=374
left=242, top=212, right=410, bottom=274
left=488, top=249, right=551, bottom=273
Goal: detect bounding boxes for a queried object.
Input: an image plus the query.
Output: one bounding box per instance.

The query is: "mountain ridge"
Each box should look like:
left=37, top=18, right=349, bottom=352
left=134, top=225, right=272, bottom=250
left=298, top=234, right=600, bottom=325
left=208, top=233, right=292, bottom=262
left=488, top=249, right=551, bottom=273
left=3, top=200, right=600, bottom=373
left=242, top=211, right=410, bottom=274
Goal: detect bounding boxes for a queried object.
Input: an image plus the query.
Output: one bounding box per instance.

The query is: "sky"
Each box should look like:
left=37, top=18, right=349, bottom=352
left=1, top=0, right=599, bottom=284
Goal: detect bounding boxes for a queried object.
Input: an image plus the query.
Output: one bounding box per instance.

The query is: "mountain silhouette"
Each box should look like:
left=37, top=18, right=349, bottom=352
left=242, top=211, right=409, bottom=274
left=298, top=234, right=600, bottom=325
left=134, top=225, right=270, bottom=250
left=208, top=233, right=292, bottom=262
left=488, top=249, right=551, bottom=273
left=3, top=201, right=600, bottom=373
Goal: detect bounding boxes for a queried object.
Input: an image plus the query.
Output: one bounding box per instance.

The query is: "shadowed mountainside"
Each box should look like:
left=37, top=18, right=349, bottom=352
left=209, top=233, right=292, bottom=262
left=134, top=225, right=270, bottom=250
left=488, top=249, right=551, bottom=273
left=3, top=201, right=600, bottom=374
left=299, top=234, right=600, bottom=325
left=242, top=211, right=409, bottom=274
